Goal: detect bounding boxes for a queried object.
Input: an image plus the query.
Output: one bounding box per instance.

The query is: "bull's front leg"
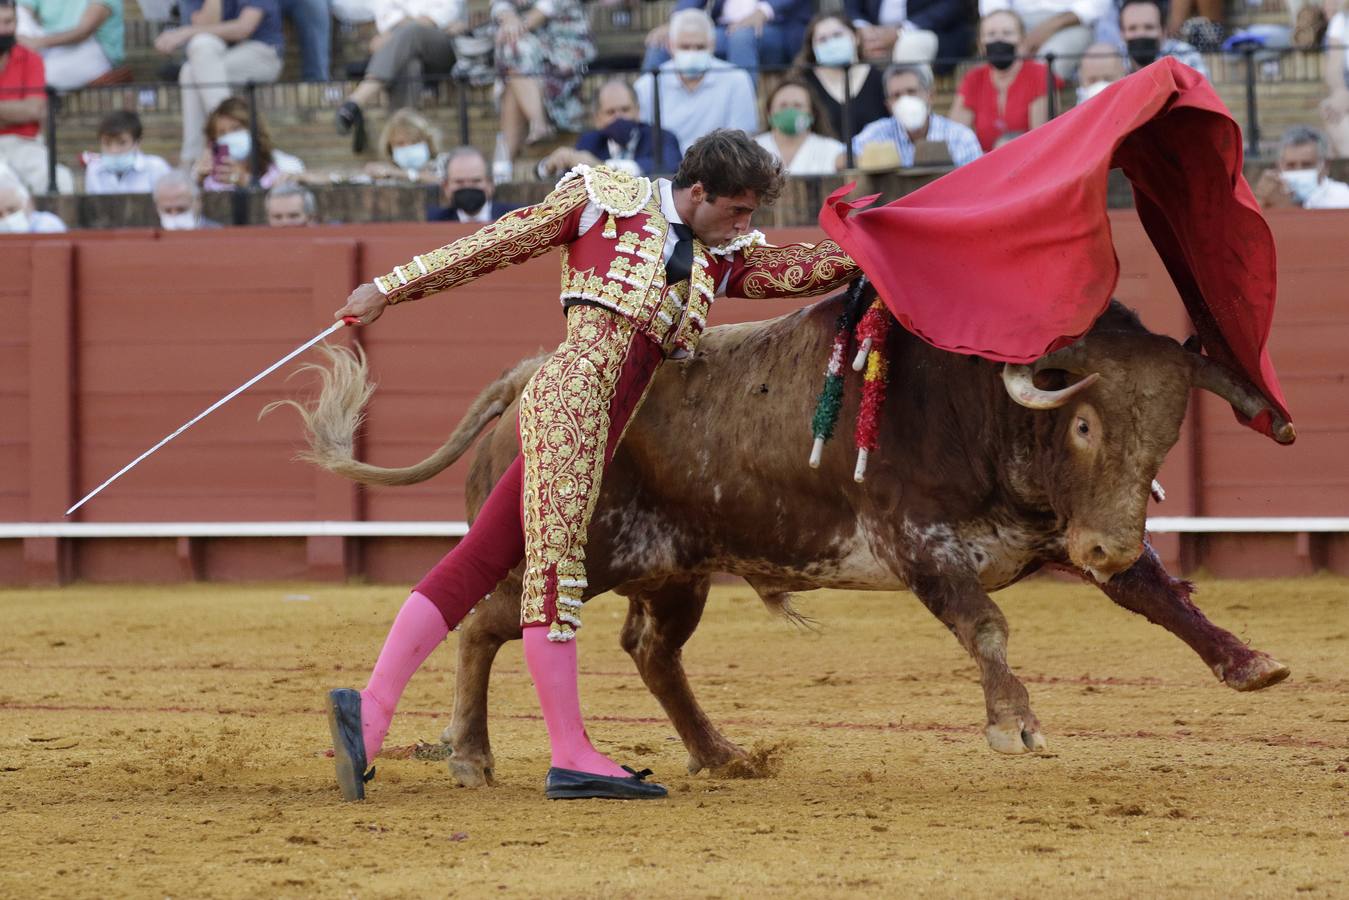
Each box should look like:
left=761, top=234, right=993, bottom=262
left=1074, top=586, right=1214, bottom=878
left=1086, top=541, right=1290, bottom=691
left=440, top=578, right=524, bottom=787
left=619, top=576, right=749, bottom=774
left=909, top=572, right=1047, bottom=754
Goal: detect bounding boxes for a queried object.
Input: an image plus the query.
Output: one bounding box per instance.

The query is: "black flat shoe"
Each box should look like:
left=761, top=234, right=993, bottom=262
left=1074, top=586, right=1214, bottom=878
left=326, top=688, right=374, bottom=801
left=335, top=100, right=367, bottom=154
left=544, top=765, right=668, bottom=800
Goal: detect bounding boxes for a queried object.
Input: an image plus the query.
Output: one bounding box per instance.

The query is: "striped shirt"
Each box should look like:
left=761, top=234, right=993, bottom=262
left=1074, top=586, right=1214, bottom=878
left=851, top=112, right=984, bottom=168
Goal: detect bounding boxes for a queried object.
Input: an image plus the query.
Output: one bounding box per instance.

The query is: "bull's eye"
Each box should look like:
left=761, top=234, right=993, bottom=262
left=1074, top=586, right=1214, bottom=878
left=1075, top=418, right=1090, bottom=437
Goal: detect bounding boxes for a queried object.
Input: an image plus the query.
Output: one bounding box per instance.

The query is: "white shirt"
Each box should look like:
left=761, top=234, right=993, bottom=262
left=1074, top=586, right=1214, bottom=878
left=375, top=0, right=463, bottom=34
left=755, top=131, right=845, bottom=176
left=84, top=151, right=173, bottom=195
left=1304, top=176, right=1349, bottom=209
left=30, top=210, right=67, bottom=233
left=456, top=203, right=493, bottom=223
left=979, top=0, right=1108, bottom=28
left=1329, top=13, right=1348, bottom=81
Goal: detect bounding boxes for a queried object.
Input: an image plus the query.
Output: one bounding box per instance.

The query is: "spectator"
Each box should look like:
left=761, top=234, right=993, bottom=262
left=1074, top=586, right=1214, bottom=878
left=852, top=62, right=982, bottom=167
left=979, top=0, right=1107, bottom=81
left=755, top=78, right=845, bottom=175
left=153, top=169, right=220, bottom=229
left=844, top=0, right=972, bottom=74
left=15, top=0, right=124, bottom=90
left=796, top=14, right=889, bottom=143
left=1118, top=0, right=1207, bottom=77
left=492, top=0, right=595, bottom=161
left=0, top=0, right=73, bottom=193
left=642, top=0, right=811, bottom=73
left=364, top=108, right=447, bottom=183
left=633, top=9, right=757, bottom=154
left=83, top=109, right=172, bottom=194
left=1322, top=0, right=1348, bottom=157
left=538, top=78, right=682, bottom=177
left=265, top=181, right=316, bottom=225
left=1075, top=41, right=1123, bottom=102
left=949, top=11, right=1055, bottom=152
left=154, top=0, right=285, bottom=166
left=1162, top=0, right=1224, bottom=50
left=0, top=168, right=63, bottom=231
left=1253, top=126, right=1349, bottom=210
left=190, top=94, right=304, bottom=190
left=427, top=145, right=518, bottom=222
left=279, top=0, right=329, bottom=80
left=335, top=0, right=465, bottom=153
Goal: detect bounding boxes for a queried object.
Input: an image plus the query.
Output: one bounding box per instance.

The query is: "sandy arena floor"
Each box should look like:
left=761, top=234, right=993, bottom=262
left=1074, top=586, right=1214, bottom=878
left=1, top=576, right=1345, bottom=898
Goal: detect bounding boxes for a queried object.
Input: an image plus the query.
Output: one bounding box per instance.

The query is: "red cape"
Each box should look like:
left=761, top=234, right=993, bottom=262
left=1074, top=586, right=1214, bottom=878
left=819, top=57, right=1293, bottom=442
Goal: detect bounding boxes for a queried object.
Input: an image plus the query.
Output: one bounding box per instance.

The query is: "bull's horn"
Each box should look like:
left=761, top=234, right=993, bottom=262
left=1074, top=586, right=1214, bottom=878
left=1001, top=364, right=1101, bottom=410
left=1190, top=355, right=1296, bottom=444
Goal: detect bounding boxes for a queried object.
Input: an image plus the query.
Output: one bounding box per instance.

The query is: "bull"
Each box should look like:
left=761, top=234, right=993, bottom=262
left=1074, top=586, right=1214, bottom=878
left=290, top=289, right=1293, bottom=786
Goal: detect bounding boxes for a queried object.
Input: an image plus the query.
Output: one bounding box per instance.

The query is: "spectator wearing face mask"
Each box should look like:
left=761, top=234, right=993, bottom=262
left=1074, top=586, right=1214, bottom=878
left=642, top=0, right=811, bottom=74
left=83, top=110, right=172, bottom=194
left=539, top=79, right=682, bottom=178
left=755, top=78, right=846, bottom=175
left=190, top=95, right=304, bottom=191
left=1117, top=0, right=1207, bottom=77
left=364, top=108, right=447, bottom=184
left=795, top=14, right=890, bottom=142
left=851, top=62, right=982, bottom=167
left=949, top=10, right=1056, bottom=152
left=265, top=181, right=317, bottom=225
left=1074, top=41, right=1123, bottom=103
left=0, top=168, right=64, bottom=232
left=153, top=169, right=221, bottom=229
left=978, top=0, right=1108, bottom=82
left=633, top=9, right=757, bottom=154
left=427, top=145, right=518, bottom=223
left=1254, top=125, right=1349, bottom=210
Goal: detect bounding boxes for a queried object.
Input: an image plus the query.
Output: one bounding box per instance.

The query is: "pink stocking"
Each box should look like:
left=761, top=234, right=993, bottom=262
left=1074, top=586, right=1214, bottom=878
left=359, top=590, right=448, bottom=762
left=523, top=626, right=629, bottom=777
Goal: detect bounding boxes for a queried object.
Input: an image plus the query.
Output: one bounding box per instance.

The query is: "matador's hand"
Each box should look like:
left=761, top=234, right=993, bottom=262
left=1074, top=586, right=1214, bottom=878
left=336, top=282, right=389, bottom=325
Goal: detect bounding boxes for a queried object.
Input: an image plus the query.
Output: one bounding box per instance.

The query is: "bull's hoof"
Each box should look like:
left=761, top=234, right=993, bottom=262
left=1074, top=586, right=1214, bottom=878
left=1218, top=653, right=1291, bottom=692
left=447, top=750, right=496, bottom=788
left=985, top=720, right=1048, bottom=755
left=687, top=744, right=746, bottom=775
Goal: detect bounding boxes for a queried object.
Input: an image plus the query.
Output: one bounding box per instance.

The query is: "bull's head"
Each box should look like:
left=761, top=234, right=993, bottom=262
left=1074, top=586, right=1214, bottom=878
left=1001, top=327, right=1293, bottom=583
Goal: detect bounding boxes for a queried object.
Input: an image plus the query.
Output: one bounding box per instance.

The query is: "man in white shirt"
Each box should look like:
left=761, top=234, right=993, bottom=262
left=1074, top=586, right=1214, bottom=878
left=1254, top=125, right=1349, bottom=211
left=633, top=9, right=758, bottom=154
left=83, top=110, right=172, bottom=194
left=979, top=0, right=1107, bottom=80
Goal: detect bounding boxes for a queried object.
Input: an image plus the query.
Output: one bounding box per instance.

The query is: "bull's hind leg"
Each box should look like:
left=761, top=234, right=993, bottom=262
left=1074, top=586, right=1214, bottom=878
left=440, top=578, right=524, bottom=787
left=620, top=576, right=748, bottom=774
left=910, top=574, right=1048, bottom=755
left=1086, top=541, right=1290, bottom=691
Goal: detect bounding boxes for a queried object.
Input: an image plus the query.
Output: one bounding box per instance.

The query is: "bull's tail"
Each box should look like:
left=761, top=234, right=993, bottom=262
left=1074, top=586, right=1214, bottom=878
left=262, top=344, right=542, bottom=487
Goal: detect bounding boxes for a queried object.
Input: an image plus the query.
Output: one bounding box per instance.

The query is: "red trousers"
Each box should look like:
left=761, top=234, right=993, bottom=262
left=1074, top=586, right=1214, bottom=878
left=415, top=307, right=663, bottom=636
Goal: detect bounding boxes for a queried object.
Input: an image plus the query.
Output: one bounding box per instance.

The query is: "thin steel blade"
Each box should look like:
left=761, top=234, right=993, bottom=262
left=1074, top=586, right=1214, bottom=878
left=65, top=319, right=351, bottom=516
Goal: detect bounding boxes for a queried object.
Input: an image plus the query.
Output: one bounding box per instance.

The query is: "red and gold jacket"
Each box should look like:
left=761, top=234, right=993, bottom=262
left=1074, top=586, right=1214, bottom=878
left=373, top=165, right=858, bottom=356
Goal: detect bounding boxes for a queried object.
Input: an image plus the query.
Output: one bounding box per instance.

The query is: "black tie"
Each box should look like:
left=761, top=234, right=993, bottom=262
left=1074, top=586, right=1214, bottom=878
left=664, top=222, right=694, bottom=286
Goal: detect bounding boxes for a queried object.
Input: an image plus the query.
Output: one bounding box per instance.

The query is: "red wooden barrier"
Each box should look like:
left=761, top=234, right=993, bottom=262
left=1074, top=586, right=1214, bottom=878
left=1, top=211, right=1345, bottom=584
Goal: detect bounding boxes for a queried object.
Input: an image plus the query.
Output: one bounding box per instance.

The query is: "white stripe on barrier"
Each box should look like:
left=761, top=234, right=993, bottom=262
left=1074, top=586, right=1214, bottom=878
left=0, top=518, right=1347, bottom=540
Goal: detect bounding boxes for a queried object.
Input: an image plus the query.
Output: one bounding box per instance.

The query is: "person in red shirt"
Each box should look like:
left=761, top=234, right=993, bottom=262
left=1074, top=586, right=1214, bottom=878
left=948, top=10, right=1059, bottom=153
left=0, top=0, right=66, bottom=194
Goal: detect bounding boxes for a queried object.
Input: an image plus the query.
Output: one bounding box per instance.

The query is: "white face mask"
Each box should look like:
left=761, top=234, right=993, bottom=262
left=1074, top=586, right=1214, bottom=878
left=672, top=49, right=713, bottom=75
left=0, top=209, right=30, bottom=233
left=892, top=95, right=929, bottom=132
left=1279, top=168, right=1321, bottom=203
left=218, top=129, right=252, bottom=162
left=159, top=211, right=198, bottom=230
left=1076, top=80, right=1112, bottom=104
left=392, top=141, right=431, bottom=171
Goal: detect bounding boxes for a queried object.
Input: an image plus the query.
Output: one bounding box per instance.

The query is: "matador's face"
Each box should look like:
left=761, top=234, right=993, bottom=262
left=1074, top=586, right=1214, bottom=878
left=686, top=184, right=759, bottom=247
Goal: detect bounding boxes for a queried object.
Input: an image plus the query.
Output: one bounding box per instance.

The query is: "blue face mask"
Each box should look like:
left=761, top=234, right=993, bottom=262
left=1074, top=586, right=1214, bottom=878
left=102, top=150, right=137, bottom=175
left=218, top=129, right=251, bottom=163
left=392, top=141, right=431, bottom=171
left=813, top=34, right=857, bottom=67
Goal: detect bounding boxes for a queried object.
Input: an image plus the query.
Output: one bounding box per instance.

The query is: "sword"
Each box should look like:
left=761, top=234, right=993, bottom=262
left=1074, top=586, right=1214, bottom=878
left=65, top=316, right=360, bottom=517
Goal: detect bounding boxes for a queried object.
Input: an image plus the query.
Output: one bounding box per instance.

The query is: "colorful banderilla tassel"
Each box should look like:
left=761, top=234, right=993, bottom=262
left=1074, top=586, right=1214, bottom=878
left=852, top=298, right=891, bottom=482
left=809, top=278, right=870, bottom=468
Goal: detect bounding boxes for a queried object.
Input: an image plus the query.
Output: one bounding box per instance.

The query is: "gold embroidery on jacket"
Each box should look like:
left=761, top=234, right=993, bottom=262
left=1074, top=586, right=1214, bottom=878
left=734, top=239, right=858, bottom=299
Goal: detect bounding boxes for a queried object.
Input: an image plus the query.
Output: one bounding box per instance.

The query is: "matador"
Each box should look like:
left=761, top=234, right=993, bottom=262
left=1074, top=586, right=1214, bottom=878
left=326, top=129, right=858, bottom=801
